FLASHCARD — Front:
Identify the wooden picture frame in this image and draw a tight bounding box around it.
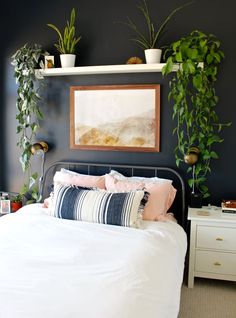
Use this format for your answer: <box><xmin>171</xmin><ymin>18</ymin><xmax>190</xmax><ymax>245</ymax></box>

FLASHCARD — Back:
<box><xmin>70</xmin><ymin>84</ymin><xmax>160</xmax><ymax>152</ymax></box>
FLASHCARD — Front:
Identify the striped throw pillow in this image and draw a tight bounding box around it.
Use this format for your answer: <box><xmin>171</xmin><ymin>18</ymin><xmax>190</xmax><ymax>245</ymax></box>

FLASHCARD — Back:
<box><xmin>52</xmin><ymin>184</ymin><xmax>148</xmax><ymax>227</ymax></box>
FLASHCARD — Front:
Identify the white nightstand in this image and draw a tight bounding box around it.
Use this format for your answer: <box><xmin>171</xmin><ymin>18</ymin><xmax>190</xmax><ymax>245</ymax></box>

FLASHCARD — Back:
<box><xmin>188</xmin><ymin>206</ymin><xmax>236</xmax><ymax>288</ymax></box>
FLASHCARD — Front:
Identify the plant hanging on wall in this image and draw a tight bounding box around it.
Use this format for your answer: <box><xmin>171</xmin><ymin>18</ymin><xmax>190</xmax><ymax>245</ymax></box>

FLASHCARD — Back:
<box><xmin>11</xmin><ymin>43</ymin><xmax>47</xmax><ymax>203</ymax></box>
<box><xmin>162</xmin><ymin>30</ymin><xmax>231</xmax><ymax>199</ymax></box>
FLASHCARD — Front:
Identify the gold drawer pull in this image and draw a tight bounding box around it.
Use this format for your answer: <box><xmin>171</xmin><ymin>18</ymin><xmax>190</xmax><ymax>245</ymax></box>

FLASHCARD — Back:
<box><xmin>214</xmin><ymin>262</ymin><xmax>221</xmax><ymax>266</ymax></box>
<box><xmin>216</xmin><ymin>237</ymin><xmax>223</xmax><ymax>241</ymax></box>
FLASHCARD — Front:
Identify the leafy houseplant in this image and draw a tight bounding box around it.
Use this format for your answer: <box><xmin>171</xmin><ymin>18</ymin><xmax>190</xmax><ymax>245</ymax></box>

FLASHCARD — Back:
<box><xmin>47</xmin><ymin>8</ymin><xmax>81</xmax><ymax>67</ymax></box>
<box><xmin>162</xmin><ymin>30</ymin><xmax>231</xmax><ymax>201</ymax></box>
<box><xmin>11</xmin><ymin>43</ymin><xmax>46</xmax><ymax>203</ymax></box>
<box><xmin>121</xmin><ymin>0</ymin><xmax>193</xmax><ymax>63</ymax></box>
<box><xmin>11</xmin><ymin>194</ymin><xmax>23</xmax><ymax>212</ymax></box>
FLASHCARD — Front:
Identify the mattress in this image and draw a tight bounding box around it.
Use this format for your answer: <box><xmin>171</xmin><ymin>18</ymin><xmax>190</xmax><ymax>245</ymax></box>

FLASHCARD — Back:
<box><xmin>0</xmin><ymin>204</ymin><xmax>187</xmax><ymax>318</ymax></box>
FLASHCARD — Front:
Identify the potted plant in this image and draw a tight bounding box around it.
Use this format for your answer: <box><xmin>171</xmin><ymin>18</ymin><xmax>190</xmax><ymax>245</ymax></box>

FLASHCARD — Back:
<box><xmin>11</xmin><ymin>194</ymin><xmax>23</xmax><ymax>212</ymax></box>
<box><xmin>162</xmin><ymin>30</ymin><xmax>231</xmax><ymax>205</ymax></box>
<box><xmin>120</xmin><ymin>0</ymin><xmax>193</xmax><ymax>64</ymax></box>
<box><xmin>11</xmin><ymin>43</ymin><xmax>47</xmax><ymax>203</ymax></box>
<box><xmin>47</xmin><ymin>8</ymin><xmax>81</xmax><ymax>68</ymax></box>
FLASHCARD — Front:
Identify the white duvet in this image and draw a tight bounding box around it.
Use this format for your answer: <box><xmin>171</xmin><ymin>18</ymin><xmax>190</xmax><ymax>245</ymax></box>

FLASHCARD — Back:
<box><xmin>0</xmin><ymin>204</ymin><xmax>187</xmax><ymax>318</ymax></box>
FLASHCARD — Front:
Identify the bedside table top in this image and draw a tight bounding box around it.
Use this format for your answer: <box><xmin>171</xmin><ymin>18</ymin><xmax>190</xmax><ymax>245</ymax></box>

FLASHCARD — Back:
<box><xmin>188</xmin><ymin>206</ymin><xmax>236</xmax><ymax>223</ymax></box>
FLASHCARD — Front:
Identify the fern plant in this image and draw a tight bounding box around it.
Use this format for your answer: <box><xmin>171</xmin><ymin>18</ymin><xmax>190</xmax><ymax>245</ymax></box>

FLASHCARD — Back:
<box><xmin>162</xmin><ymin>30</ymin><xmax>231</xmax><ymax>198</ymax></box>
<box><xmin>47</xmin><ymin>8</ymin><xmax>81</xmax><ymax>54</ymax></box>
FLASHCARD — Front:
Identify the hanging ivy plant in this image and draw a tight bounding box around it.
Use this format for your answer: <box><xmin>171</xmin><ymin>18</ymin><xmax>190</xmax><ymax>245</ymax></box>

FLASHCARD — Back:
<box><xmin>162</xmin><ymin>30</ymin><xmax>231</xmax><ymax>198</ymax></box>
<box><xmin>11</xmin><ymin>43</ymin><xmax>47</xmax><ymax>202</ymax></box>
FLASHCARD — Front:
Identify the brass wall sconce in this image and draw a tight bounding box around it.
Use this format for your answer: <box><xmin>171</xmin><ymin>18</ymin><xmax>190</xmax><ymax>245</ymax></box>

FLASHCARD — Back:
<box><xmin>184</xmin><ymin>146</ymin><xmax>200</xmax><ymax>165</ymax></box>
<box><xmin>31</xmin><ymin>141</ymin><xmax>49</xmax><ymax>199</ymax></box>
<box><xmin>184</xmin><ymin>146</ymin><xmax>202</xmax><ymax>208</ymax></box>
<box><xmin>184</xmin><ymin>146</ymin><xmax>200</xmax><ymax>194</ymax></box>
<box><xmin>31</xmin><ymin>141</ymin><xmax>49</xmax><ymax>155</ymax></box>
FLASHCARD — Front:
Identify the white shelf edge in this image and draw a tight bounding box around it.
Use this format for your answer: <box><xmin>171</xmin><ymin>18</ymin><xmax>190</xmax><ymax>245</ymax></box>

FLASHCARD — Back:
<box><xmin>36</xmin><ymin>63</ymin><xmax>178</xmax><ymax>78</ymax></box>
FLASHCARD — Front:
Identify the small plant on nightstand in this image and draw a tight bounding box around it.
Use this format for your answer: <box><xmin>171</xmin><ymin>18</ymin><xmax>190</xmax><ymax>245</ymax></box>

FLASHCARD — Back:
<box><xmin>11</xmin><ymin>194</ymin><xmax>23</xmax><ymax>212</ymax></box>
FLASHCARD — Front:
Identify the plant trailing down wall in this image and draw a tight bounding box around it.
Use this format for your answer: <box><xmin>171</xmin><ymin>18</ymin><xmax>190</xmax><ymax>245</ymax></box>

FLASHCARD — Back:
<box><xmin>162</xmin><ymin>30</ymin><xmax>231</xmax><ymax>199</ymax></box>
<box><xmin>11</xmin><ymin>43</ymin><xmax>47</xmax><ymax>203</ymax></box>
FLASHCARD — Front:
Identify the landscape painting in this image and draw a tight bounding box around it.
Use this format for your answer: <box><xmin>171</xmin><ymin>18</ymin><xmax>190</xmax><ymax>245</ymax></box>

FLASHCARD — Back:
<box><xmin>70</xmin><ymin>84</ymin><xmax>160</xmax><ymax>152</ymax></box>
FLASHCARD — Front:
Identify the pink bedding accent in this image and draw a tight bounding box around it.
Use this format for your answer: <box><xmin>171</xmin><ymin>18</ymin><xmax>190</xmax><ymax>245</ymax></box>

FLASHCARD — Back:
<box><xmin>105</xmin><ymin>174</ymin><xmax>177</xmax><ymax>221</ymax></box>
<box><xmin>53</xmin><ymin>170</ymin><xmax>106</xmax><ymax>189</ymax></box>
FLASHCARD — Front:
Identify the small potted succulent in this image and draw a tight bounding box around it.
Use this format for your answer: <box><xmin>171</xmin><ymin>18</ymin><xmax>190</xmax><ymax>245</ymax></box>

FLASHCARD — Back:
<box><xmin>47</xmin><ymin>8</ymin><xmax>82</xmax><ymax>68</ymax></box>
<box><xmin>11</xmin><ymin>194</ymin><xmax>23</xmax><ymax>212</ymax></box>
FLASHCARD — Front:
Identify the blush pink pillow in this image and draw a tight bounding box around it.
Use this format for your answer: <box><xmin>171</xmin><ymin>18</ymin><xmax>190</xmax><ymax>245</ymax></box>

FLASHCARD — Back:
<box><xmin>43</xmin><ymin>170</ymin><xmax>105</xmax><ymax>211</ymax></box>
<box><xmin>105</xmin><ymin>174</ymin><xmax>176</xmax><ymax>221</ymax></box>
<box><xmin>53</xmin><ymin>170</ymin><xmax>106</xmax><ymax>189</ymax></box>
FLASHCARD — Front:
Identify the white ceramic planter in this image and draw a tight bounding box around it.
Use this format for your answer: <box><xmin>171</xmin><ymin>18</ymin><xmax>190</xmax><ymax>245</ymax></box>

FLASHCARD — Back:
<box><xmin>60</xmin><ymin>54</ymin><xmax>76</xmax><ymax>68</ymax></box>
<box><xmin>144</xmin><ymin>49</ymin><xmax>162</xmax><ymax>64</ymax></box>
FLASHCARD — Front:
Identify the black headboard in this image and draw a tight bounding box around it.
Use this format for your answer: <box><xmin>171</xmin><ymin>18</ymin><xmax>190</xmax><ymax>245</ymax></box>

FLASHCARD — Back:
<box><xmin>42</xmin><ymin>161</ymin><xmax>186</xmax><ymax>229</ymax></box>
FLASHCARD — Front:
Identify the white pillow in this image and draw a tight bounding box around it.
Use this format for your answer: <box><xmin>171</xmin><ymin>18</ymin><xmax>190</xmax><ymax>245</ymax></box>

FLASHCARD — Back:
<box><xmin>109</xmin><ymin>170</ymin><xmax>173</xmax><ymax>184</ymax></box>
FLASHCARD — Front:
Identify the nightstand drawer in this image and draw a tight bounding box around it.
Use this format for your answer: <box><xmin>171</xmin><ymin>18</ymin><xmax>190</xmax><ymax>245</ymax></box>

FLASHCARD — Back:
<box><xmin>196</xmin><ymin>225</ymin><xmax>236</xmax><ymax>251</ymax></box>
<box><xmin>195</xmin><ymin>250</ymin><xmax>236</xmax><ymax>275</ymax></box>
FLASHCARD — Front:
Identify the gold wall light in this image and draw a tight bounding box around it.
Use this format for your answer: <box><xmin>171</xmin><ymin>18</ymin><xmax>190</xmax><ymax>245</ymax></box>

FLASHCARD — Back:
<box><xmin>30</xmin><ymin>141</ymin><xmax>49</xmax><ymax>199</ymax></box>
<box><xmin>184</xmin><ymin>146</ymin><xmax>201</xmax><ymax>198</ymax></box>
<box><xmin>184</xmin><ymin>146</ymin><xmax>200</xmax><ymax>165</ymax></box>
<box><xmin>31</xmin><ymin>141</ymin><xmax>49</xmax><ymax>155</ymax></box>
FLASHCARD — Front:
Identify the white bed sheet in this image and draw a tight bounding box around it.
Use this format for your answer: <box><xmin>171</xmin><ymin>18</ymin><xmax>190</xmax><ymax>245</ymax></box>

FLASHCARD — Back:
<box><xmin>0</xmin><ymin>204</ymin><xmax>187</xmax><ymax>318</ymax></box>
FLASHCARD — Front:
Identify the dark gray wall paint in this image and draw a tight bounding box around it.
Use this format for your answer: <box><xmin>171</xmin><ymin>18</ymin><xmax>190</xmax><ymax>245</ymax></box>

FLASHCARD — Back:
<box><xmin>1</xmin><ymin>0</ymin><xmax>236</xmax><ymax>205</ymax></box>
<box><xmin>0</xmin><ymin>51</ymin><xmax>5</xmax><ymax>190</ymax></box>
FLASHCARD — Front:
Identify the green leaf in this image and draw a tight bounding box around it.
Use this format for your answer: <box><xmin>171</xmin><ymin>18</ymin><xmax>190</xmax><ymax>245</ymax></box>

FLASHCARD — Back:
<box><xmin>31</xmin><ymin>191</ymin><xmax>39</xmax><ymax>200</ymax></box>
<box><xmin>175</xmin><ymin>52</ymin><xmax>182</xmax><ymax>62</ymax></box>
<box><xmin>186</xmin><ymin>60</ymin><xmax>195</xmax><ymax>73</ymax></box>
<box><xmin>210</xmin><ymin>151</ymin><xmax>219</xmax><ymax>159</ymax></box>
<box><xmin>162</xmin><ymin>57</ymin><xmax>173</xmax><ymax>75</ymax></box>
<box><xmin>193</xmin><ymin>74</ymin><xmax>202</xmax><ymax>89</ymax></box>
<box><xmin>200</xmin><ymin>185</ymin><xmax>208</xmax><ymax>193</ymax></box>
<box><xmin>188</xmin><ymin>179</ymin><xmax>194</xmax><ymax>187</ymax></box>
<box><xmin>186</xmin><ymin>48</ymin><xmax>198</xmax><ymax>59</ymax></box>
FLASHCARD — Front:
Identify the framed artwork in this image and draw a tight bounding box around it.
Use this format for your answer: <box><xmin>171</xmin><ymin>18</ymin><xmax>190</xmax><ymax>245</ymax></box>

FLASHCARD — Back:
<box><xmin>70</xmin><ymin>84</ymin><xmax>160</xmax><ymax>152</ymax></box>
<box><xmin>0</xmin><ymin>200</ymin><xmax>11</xmax><ymax>214</ymax></box>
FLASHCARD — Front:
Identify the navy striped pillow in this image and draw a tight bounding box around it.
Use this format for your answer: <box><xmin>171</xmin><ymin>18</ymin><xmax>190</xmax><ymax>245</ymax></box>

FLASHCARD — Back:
<box><xmin>52</xmin><ymin>185</ymin><xmax>148</xmax><ymax>227</ymax></box>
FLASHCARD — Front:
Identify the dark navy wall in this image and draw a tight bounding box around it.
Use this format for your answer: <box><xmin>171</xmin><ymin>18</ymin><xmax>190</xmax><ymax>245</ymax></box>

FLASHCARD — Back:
<box><xmin>1</xmin><ymin>0</ymin><xmax>236</xmax><ymax>205</ymax></box>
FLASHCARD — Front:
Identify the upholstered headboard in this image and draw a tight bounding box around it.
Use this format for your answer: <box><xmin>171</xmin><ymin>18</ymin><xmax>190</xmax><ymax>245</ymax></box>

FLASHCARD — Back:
<box><xmin>42</xmin><ymin>161</ymin><xmax>186</xmax><ymax>228</ymax></box>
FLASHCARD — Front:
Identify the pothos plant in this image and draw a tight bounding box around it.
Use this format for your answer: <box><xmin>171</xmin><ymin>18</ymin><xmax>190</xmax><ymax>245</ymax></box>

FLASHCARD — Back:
<box><xmin>162</xmin><ymin>30</ymin><xmax>231</xmax><ymax>198</ymax></box>
<box><xmin>11</xmin><ymin>43</ymin><xmax>47</xmax><ymax>203</ymax></box>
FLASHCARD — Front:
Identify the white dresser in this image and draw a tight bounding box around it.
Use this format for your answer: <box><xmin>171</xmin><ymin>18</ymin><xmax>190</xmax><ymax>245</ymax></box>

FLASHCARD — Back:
<box><xmin>188</xmin><ymin>206</ymin><xmax>236</xmax><ymax>288</ymax></box>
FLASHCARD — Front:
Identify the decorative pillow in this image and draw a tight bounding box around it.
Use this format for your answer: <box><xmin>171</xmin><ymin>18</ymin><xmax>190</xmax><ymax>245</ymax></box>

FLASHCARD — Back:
<box><xmin>53</xmin><ymin>170</ymin><xmax>105</xmax><ymax>189</ymax></box>
<box><xmin>109</xmin><ymin>169</ymin><xmax>173</xmax><ymax>184</ymax></box>
<box><xmin>43</xmin><ymin>169</ymin><xmax>105</xmax><ymax>210</ymax></box>
<box><xmin>105</xmin><ymin>174</ymin><xmax>176</xmax><ymax>221</ymax></box>
<box><xmin>52</xmin><ymin>184</ymin><xmax>148</xmax><ymax>228</ymax></box>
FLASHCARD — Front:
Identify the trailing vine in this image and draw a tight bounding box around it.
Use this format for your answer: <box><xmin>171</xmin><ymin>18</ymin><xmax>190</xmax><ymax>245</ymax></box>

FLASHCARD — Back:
<box><xmin>11</xmin><ymin>43</ymin><xmax>47</xmax><ymax>201</ymax></box>
<box><xmin>162</xmin><ymin>30</ymin><xmax>231</xmax><ymax>198</ymax></box>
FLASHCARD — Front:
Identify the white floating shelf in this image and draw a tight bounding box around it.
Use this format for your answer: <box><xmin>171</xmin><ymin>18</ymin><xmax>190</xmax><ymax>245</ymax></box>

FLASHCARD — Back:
<box><xmin>36</xmin><ymin>63</ymin><xmax>178</xmax><ymax>78</ymax></box>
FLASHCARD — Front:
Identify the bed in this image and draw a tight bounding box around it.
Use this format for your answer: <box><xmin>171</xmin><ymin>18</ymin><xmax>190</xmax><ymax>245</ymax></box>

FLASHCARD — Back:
<box><xmin>0</xmin><ymin>162</ymin><xmax>187</xmax><ymax>318</ymax></box>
